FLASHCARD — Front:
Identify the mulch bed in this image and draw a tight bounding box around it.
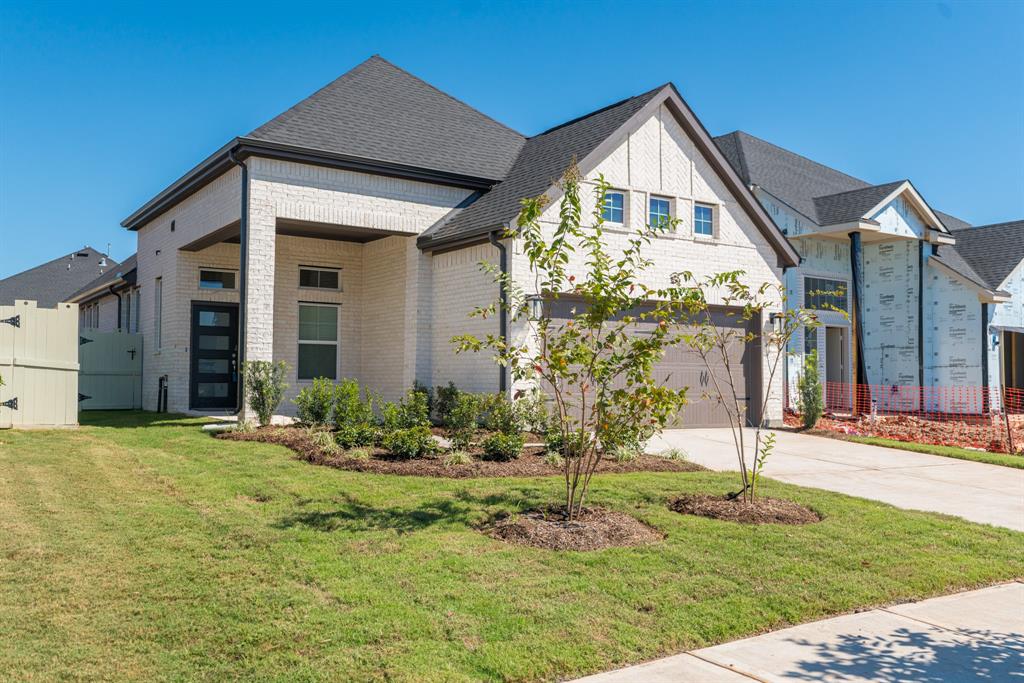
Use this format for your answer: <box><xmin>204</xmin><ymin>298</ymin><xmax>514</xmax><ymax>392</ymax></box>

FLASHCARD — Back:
<box><xmin>219</xmin><ymin>425</ymin><xmax>704</xmax><ymax>478</ymax></box>
<box><xmin>784</xmin><ymin>411</ymin><xmax>1024</xmax><ymax>454</ymax></box>
<box><xmin>668</xmin><ymin>493</ymin><xmax>821</xmax><ymax>525</ymax></box>
<box><xmin>485</xmin><ymin>505</ymin><xmax>664</xmax><ymax>551</ymax></box>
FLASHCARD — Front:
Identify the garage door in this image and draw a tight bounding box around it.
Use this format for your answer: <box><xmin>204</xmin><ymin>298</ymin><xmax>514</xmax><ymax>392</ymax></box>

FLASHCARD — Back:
<box><xmin>544</xmin><ymin>300</ymin><xmax>761</xmax><ymax>428</ymax></box>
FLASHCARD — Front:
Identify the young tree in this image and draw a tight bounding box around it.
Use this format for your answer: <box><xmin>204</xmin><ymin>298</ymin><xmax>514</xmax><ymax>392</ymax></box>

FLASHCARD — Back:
<box><xmin>242</xmin><ymin>360</ymin><xmax>289</xmax><ymax>427</ymax></box>
<box><xmin>798</xmin><ymin>350</ymin><xmax>824</xmax><ymax>429</ymax></box>
<box><xmin>454</xmin><ymin>166</ymin><xmax>688</xmax><ymax>521</ymax></box>
<box><xmin>671</xmin><ymin>273</ymin><xmax>819</xmax><ymax>503</ymax></box>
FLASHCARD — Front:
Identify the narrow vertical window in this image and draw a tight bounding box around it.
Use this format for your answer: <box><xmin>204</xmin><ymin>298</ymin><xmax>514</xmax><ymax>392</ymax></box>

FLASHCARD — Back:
<box><xmin>154</xmin><ymin>277</ymin><xmax>163</xmax><ymax>349</ymax></box>
<box><xmin>298</xmin><ymin>303</ymin><xmax>338</xmax><ymax>380</ymax></box>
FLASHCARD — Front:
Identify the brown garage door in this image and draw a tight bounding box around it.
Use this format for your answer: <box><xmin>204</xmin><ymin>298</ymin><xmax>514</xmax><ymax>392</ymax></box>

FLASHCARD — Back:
<box><xmin>545</xmin><ymin>300</ymin><xmax>761</xmax><ymax>428</ymax></box>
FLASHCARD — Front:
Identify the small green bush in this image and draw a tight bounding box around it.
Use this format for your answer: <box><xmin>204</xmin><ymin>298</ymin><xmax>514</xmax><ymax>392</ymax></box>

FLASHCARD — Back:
<box><xmin>346</xmin><ymin>447</ymin><xmax>373</xmax><ymax>461</ymax></box>
<box><xmin>481</xmin><ymin>394</ymin><xmax>523</xmax><ymax>435</ymax></box>
<box><xmin>434</xmin><ymin>382</ymin><xmax>460</xmax><ymax>424</ymax></box>
<box><xmin>481</xmin><ymin>432</ymin><xmax>524</xmax><ymax>461</ymax></box>
<box><xmin>309</xmin><ymin>429</ymin><xmax>339</xmax><ymax>455</ymax></box>
<box><xmin>379</xmin><ymin>401</ymin><xmax>403</xmax><ymax>433</ymax></box>
<box><xmin>443</xmin><ymin>450</ymin><xmax>473</xmax><ymax>466</ymax></box>
<box><xmin>546</xmin><ymin>430</ymin><xmax>593</xmax><ymax>459</ymax></box>
<box><xmin>242</xmin><ymin>360</ymin><xmax>289</xmax><ymax>427</ymax></box>
<box><xmin>412</xmin><ymin>381</ymin><xmax>434</xmax><ymax>421</ymax></box>
<box><xmin>515</xmin><ymin>389</ymin><xmax>549</xmax><ymax>434</ymax></box>
<box><xmin>400</xmin><ymin>389</ymin><xmax>431</xmax><ymax>428</ymax></box>
<box><xmin>383</xmin><ymin>426</ymin><xmax>437</xmax><ymax>459</ymax></box>
<box><xmin>543</xmin><ymin>451</ymin><xmax>564</xmax><ymax>468</ymax></box>
<box><xmin>610</xmin><ymin>444</ymin><xmax>640</xmax><ymax>463</ymax></box>
<box><xmin>447</xmin><ymin>393</ymin><xmax>480</xmax><ymax>450</ymax></box>
<box><xmin>798</xmin><ymin>350</ymin><xmax>824</xmax><ymax>429</ymax></box>
<box><xmin>332</xmin><ymin>379</ymin><xmax>374</xmax><ymax>430</ymax></box>
<box><xmin>335</xmin><ymin>423</ymin><xmax>378</xmax><ymax>449</ymax></box>
<box><xmin>294</xmin><ymin>377</ymin><xmax>334</xmax><ymax>426</ymax></box>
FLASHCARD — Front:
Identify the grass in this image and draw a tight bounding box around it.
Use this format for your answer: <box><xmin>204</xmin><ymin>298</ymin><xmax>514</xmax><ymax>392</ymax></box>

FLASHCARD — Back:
<box><xmin>821</xmin><ymin>432</ymin><xmax>1024</xmax><ymax>469</ymax></box>
<box><xmin>1</xmin><ymin>411</ymin><xmax>1021</xmax><ymax>682</ymax></box>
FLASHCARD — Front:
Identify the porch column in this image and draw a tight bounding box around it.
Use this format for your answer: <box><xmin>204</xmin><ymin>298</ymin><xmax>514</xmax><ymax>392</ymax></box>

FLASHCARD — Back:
<box><xmin>240</xmin><ymin>174</ymin><xmax>277</xmax><ymax>420</ymax></box>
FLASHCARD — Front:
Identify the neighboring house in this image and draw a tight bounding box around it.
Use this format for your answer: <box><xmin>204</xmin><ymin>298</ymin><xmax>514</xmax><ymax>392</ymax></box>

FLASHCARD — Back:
<box><xmin>66</xmin><ymin>254</ymin><xmax>140</xmax><ymax>333</ymax></box>
<box><xmin>121</xmin><ymin>55</ymin><xmax>797</xmax><ymax>424</ymax></box>
<box><xmin>715</xmin><ymin>131</ymin><xmax>1013</xmax><ymax>414</ymax></box>
<box><xmin>950</xmin><ymin>221</ymin><xmax>1024</xmax><ymax>406</ymax></box>
<box><xmin>0</xmin><ymin>248</ymin><xmax>118</xmax><ymax>316</ymax></box>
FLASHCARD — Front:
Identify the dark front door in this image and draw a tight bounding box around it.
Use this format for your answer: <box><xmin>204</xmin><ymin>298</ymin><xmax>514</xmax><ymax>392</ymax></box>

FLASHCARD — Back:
<box><xmin>190</xmin><ymin>302</ymin><xmax>239</xmax><ymax>410</ymax></box>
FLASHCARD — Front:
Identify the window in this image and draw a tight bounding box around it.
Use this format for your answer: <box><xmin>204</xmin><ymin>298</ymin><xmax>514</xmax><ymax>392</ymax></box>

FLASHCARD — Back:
<box><xmin>154</xmin><ymin>277</ymin><xmax>163</xmax><ymax>349</ymax></box>
<box><xmin>601</xmin><ymin>191</ymin><xmax>625</xmax><ymax>224</ymax></box>
<box><xmin>804</xmin><ymin>277</ymin><xmax>848</xmax><ymax>312</ymax></box>
<box><xmin>694</xmin><ymin>204</ymin><xmax>714</xmax><ymax>236</ymax></box>
<box><xmin>299</xmin><ymin>266</ymin><xmax>341</xmax><ymax>290</ymax></box>
<box><xmin>298</xmin><ymin>304</ymin><xmax>338</xmax><ymax>380</ymax></box>
<box><xmin>199</xmin><ymin>269</ymin><xmax>236</xmax><ymax>290</ymax></box>
<box><xmin>649</xmin><ymin>196</ymin><xmax>671</xmax><ymax>228</ymax></box>
<box><xmin>121</xmin><ymin>291</ymin><xmax>131</xmax><ymax>331</ymax></box>
<box><xmin>804</xmin><ymin>325</ymin><xmax>818</xmax><ymax>356</ymax></box>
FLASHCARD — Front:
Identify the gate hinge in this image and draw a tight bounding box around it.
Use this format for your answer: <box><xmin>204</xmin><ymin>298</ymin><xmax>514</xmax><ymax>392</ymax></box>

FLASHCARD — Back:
<box><xmin>78</xmin><ymin>393</ymin><xmax>92</xmax><ymax>402</ymax></box>
<box><xmin>0</xmin><ymin>315</ymin><xmax>19</xmax><ymax>328</ymax></box>
<box><xmin>79</xmin><ymin>336</ymin><xmax>94</xmax><ymax>346</ymax></box>
<box><xmin>1</xmin><ymin>397</ymin><xmax>17</xmax><ymax>410</ymax></box>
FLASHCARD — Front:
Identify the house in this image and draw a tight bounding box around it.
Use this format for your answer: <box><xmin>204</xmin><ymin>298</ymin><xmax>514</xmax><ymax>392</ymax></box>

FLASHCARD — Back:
<box><xmin>0</xmin><ymin>248</ymin><xmax>119</xmax><ymax>323</ymax></box>
<box><xmin>121</xmin><ymin>55</ymin><xmax>798</xmax><ymax>424</ymax></box>
<box><xmin>950</xmin><ymin>221</ymin><xmax>1024</xmax><ymax>407</ymax></box>
<box><xmin>66</xmin><ymin>254</ymin><xmax>140</xmax><ymax>333</ymax></box>
<box><xmin>715</xmin><ymin>131</ymin><xmax>1017</xmax><ymax>414</ymax></box>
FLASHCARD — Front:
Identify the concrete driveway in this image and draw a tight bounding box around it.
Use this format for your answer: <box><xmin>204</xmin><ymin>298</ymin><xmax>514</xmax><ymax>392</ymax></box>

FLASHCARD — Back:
<box><xmin>649</xmin><ymin>428</ymin><xmax>1024</xmax><ymax>531</ymax></box>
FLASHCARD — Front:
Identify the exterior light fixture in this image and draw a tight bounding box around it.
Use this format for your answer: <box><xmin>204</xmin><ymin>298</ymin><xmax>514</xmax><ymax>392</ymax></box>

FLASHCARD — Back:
<box><xmin>526</xmin><ymin>294</ymin><xmax>545</xmax><ymax>321</ymax></box>
<box><xmin>769</xmin><ymin>311</ymin><xmax>785</xmax><ymax>336</ymax></box>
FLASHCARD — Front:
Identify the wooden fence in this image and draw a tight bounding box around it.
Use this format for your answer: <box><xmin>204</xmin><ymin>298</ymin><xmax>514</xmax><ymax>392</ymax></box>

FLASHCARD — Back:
<box><xmin>0</xmin><ymin>300</ymin><xmax>79</xmax><ymax>428</ymax></box>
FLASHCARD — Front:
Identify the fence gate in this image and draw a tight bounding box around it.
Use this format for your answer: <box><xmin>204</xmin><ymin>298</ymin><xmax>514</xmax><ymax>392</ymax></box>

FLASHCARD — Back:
<box><xmin>79</xmin><ymin>331</ymin><xmax>143</xmax><ymax>410</ymax></box>
<box><xmin>0</xmin><ymin>300</ymin><xmax>79</xmax><ymax>428</ymax></box>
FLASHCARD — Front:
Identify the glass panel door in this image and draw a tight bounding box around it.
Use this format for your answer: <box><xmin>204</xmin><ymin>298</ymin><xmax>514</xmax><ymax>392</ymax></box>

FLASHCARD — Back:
<box><xmin>190</xmin><ymin>303</ymin><xmax>239</xmax><ymax>410</ymax></box>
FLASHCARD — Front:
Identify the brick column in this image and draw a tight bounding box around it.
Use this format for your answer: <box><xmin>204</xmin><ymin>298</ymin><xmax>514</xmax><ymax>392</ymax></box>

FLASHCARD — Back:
<box><xmin>240</xmin><ymin>177</ymin><xmax>276</xmax><ymax>420</ymax></box>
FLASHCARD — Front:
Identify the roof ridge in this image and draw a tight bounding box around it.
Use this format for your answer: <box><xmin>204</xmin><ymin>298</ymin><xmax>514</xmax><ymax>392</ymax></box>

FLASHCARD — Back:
<box><xmin>723</xmin><ymin>130</ymin><xmax>874</xmax><ymax>189</ymax></box>
<box><xmin>951</xmin><ymin>219</ymin><xmax>1023</xmax><ymax>232</ymax></box>
<box><xmin>1</xmin><ymin>247</ymin><xmax>111</xmax><ymax>282</ymax></box>
<box><xmin>813</xmin><ymin>179</ymin><xmax>907</xmax><ymax>200</ymax></box>
<box><xmin>535</xmin><ymin>84</ymin><xmax>667</xmax><ymax>137</ymax></box>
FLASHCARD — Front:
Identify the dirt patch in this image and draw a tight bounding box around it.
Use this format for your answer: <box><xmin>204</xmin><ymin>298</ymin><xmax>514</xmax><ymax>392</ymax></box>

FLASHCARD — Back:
<box><xmin>669</xmin><ymin>494</ymin><xmax>821</xmax><ymax>525</ymax></box>
<box><xmin>485</xmin><ymin>506</ymin><xmax>664</xmax><ymax>551</ymax></box>
<box><xmin>220</xmin><ymin>426</ymin><xmax>704</xmax><ymax>478</ymax></box>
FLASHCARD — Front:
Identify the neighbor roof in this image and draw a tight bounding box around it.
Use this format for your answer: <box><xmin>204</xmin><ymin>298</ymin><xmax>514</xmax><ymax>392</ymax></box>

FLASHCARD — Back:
<box><xmin>950</xmin><ymin>220</ymin><xmax>1024</xmax><ymax>289</ymax></box>
<box><xmin>419</xmin><ymin>87</ymin><xmax>664</xmax><ymax>247</ymax></box>
<box><xmin>713</xmin><ymin>131</ymin><xmax>970</xmax><ymax>231</ymax></box>
<box><xmin>68</xmin><ymin>254</ymin><xmax>138</xmax><ymax>303</ymax></box>
<box><xmin>0</xmin><ymin>248</ymin><xmax>119</xmax><ymax>308</ymax></box>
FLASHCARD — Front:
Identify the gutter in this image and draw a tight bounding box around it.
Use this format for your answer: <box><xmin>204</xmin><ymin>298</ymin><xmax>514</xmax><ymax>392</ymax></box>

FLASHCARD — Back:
<box><xmin>488</xmin><ymin>230</ymin><xmax>508</xmax><ymax>394</ymax></box>
<box><xmin>229</xmin><ymin>149</ymin><xmax>249</xmax><ymax>414</ymax></box>
<box><xmin>109</xmin><ymin>285</ymin><xmax>123</xmax><ymax>332</ymax></box>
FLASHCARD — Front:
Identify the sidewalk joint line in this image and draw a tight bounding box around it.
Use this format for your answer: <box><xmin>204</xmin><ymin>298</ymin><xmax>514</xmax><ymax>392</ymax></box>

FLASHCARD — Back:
<box><xmin>687</xmin><ymin>651</ymin><xmax>769</xmax><ymax>682</ymax></box>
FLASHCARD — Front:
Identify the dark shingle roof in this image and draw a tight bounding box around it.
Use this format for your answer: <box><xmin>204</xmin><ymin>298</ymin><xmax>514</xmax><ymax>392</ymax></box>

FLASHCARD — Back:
<box><xmin>950</xmin><ymin>220</ymin><xmax>1024</xmax><ymax>289</ymax></box>
<box><xmin>812</xmin><ymin>181</ymin><xmax>906</xmax><ymax>226</ymax></box>
<box><xmin>419</xmin><ymin>87</ymin><xmax>664</xmax><ymax>247</ymax></box>
<box><xmin>0</xmin><ymin>248</ymin><xmax>119</xmax><ymax>308</ymax></box>
<box><xmin>713</xmin><ymin>131</ymin><xmax>969</xmax><ymax>230</ymax></box>
<box><xmin>930</xmin><ymin>247</ymin><xmax>996</xmax><ymax>293</ymax></box>
<box><xmin>247</xmin><ymin>55</ymin><xmax>525</xmax><ymax>181</ymax></box>
<box><xmin>68</xmin><ymin>254</ymin><xmax>138</xmax><ymax>302</ymax></box>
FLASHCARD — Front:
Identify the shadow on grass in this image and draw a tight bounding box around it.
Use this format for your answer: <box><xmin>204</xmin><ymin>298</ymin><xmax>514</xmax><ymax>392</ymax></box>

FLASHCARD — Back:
<box><xmin>783</xmin><ymin>626</ymin><xmax>1023</xmax><ymax>681</ymax></box>
<box><xmin>273</xmin><ymin>488</ymin><xmax>543</xmax><ymax>534</ymax></box>
<box><xmin>80</xmin><ymin>410</ymin><xmax>211</xmax><ymax>429</ymax></box>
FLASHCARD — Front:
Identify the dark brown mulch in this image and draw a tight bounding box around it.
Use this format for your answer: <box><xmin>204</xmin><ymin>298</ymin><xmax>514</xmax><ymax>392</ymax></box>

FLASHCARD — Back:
<box><xmin>668</xmin><ymin>493</ymin><xmax>821</xmax><ymax>525</ymax></box>
<box><xmin>219</xmin><ymin>426</ymin><xmax>704</xmax><ymax>478</ymax></box>
<box><xmin>485</xmin><ymin>506</ymin><xmax>664</xmax><ymax>551</ymax></box>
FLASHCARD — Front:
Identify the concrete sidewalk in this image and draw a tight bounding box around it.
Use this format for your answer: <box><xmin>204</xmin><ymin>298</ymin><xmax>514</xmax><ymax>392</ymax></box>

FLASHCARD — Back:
<box><xmin>649</xmin><ymin>428</ymin><xmax>1024</xmax><ymax>531</ymax></box>
<box><xmin>574</xmin><ymin>582</ymin><xmax>1024</xmax><ymax>682</ymax></box>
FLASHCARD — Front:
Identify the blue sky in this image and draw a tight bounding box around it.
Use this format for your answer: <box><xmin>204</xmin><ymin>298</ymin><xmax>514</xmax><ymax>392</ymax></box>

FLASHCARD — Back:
<box><xmin>1</xmin><ymin>0</ymin><xmax>1022</xmax><ymax>278</ymax></box>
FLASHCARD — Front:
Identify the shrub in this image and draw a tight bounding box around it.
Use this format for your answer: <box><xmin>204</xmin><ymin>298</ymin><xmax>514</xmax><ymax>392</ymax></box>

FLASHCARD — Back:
<box><xmin>294</xmin><ymin>377</ymin><xmax>334</xmax><ymax>426</ymax></box>
<box><xmin>545</xmin><ymin>430</ymin><xmax>593</xmax><ymax>459</ymax></box>
<box><xmin>515</xmin><ymin>389</ymin><xmax>549</xmax><ymax>434</ymax></box>
<box><xmin>543</xmin><ymin>451</ymin><xmax>564</xmax><ymax>468</ymax></box>
<box><xmin>661</xmin><ymin>447</ymin><xmax>687</xmax><ymax>461</ymax></box>
<box><xmin>309</xmin><ymin>429</ymin><xmax>339</xmax><ymax>455</ymax></box>
<box><xmin>400</xmin><ymin>389</ymin><xmax>431</xmax><ymax>428</ymax></box>
<box><xmin>346</xmin><ymin>447</ymin><xmax>372</xmax><ymax>461</ymax></box>
<box><xmin>447</xmin><ymin>393</ymin><xmax>481</xmax><ymax>450</ymax></box>
<box><xmin>333</xmin><ymin>379</ymin><xmax>374</xmax><ymax>430</ymax></box>
<box><xmin>412</xmin><ymin>381</ymin><xmax>434</xmax><ymax>422</ymax></box>
<box><xmin>610</xmin><ymin>444</ymin><xmax>640</xmax><ymax>463</ymax></box>
<box><xmin>242</xmin><ymin>361</ymin><xmax>289</xmax><ymax>427</ymax></box>
<box><xmin>481</xmin><ymin>432</ymin><xmax>524</xmax><ymax>461</ymax></box>
<box><xmin>434</xmin><ymin>382</ymin><xmax>460</xmax><ymax>424</ymax></box>
<box><xmin>481</xmin><ymin>394</ymin><xmax>523</xmax><ymax>435</ymax></box>
<box><xmin>383</xmin><ymin>426</ymin><xmax>437</xmax><ymax>459</ymax></box>
<box><xmin>798</xmin><ymin>350</ymin><xmax>824</xmax><ymax>429</ymax></box>
<box><xmin>443</xmin><ymin>450</ymin><xmax>473</xmax><ymax>466</ymax></box>
<box><xmin>335</xmin><ymin>423</ymin><xmax>378</xmax><ymax>449</ymax></box>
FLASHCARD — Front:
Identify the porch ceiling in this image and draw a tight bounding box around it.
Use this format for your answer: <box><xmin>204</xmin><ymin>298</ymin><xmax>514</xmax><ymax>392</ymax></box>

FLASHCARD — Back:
<box><xmin>179</xmin><ymin>219</ymin><xmax>410</xmax><ymax>251</ymax></box>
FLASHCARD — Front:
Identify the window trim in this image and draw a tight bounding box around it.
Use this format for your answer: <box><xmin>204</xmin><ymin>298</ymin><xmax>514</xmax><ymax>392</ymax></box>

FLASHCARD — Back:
<box><xmin>198</xmin><ymin>267</ymin><xmax>238</xmax><ymax>291</ymax></box>
<box><xmin>601</xmin><ymin>190</ymin><xmax>626</xmax><ymax>225</ymax></box>
<box><xmin>298</xmin><ymin>265</ymin><xmax>342</xmax><ymax>292</ymax></box>
<box><xmin>297</xmin><ymin>302</ymin><xmax>340</xmax><ymax>381</ymax></box>
<box><xmin>694</xmin><ymin>203</ymin><xmax>715</xmax><ymax>237</ymax></box>
<box><xmin>648</xmin><ymin>195</ymin><xmax>672</xmax><ymax>229</ymax></box>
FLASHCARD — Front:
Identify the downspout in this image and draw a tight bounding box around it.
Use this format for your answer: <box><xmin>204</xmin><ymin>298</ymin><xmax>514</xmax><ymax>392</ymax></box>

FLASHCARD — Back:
<box><xmin>109</xmin><ymin>285</ymin><xmax>123</xmax><ymax>332</ymax></box>
<box><xmin>848</xmin><ymin>232</ymin><xmax>868</xmax><ymax>410</ymax></box>
<box><xmin>918</xmin><ymin>241</ymin><xmax>925</xmax><ymax>410</ymax></box>
<box><xmin>488</xmin><ymin>230</ymin><xmax>508</xmax><ymax>394</ymax></box>
<box><xmin>981</xmin><ymin>302</ymin><xmax>989</xmax><ymax>414</ymax></box>
<box><xmin>229</xmin><ymin>149</ymin><xmax>249</xmax><ymax>413</ymax></box>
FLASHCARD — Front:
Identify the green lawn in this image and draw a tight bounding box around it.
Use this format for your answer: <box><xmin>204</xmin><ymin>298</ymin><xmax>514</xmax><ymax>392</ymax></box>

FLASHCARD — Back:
<box><xmin>820</xmin><ymin>432</ymin><xmax>1024</xmax><ymax>469</ymax></box>
<box><xmin>2</xmin><ymin>412</ymin><xmax>1022</xmax><ymax>682</ymax></box>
